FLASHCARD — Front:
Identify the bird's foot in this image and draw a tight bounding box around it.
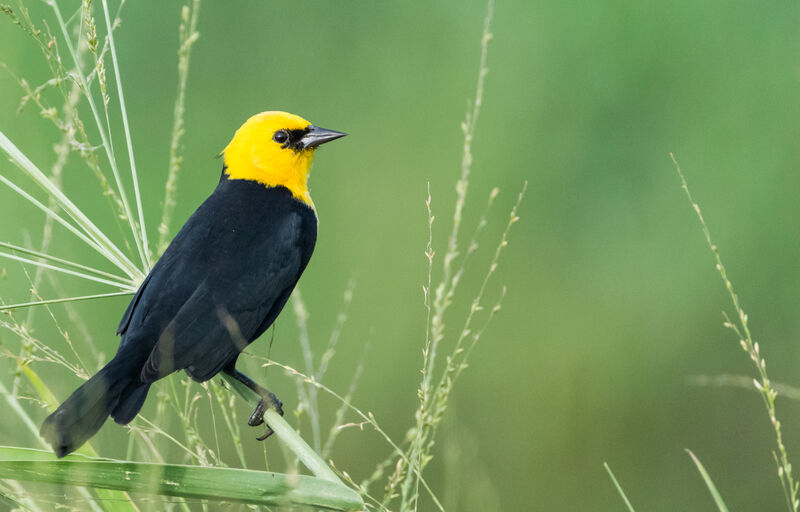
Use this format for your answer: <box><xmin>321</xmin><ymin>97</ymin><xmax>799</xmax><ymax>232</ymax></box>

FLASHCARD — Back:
<box><xmin>248</xmin><ymin>391</ymin><xmax>283</xmax><ymax>441</ymax></box>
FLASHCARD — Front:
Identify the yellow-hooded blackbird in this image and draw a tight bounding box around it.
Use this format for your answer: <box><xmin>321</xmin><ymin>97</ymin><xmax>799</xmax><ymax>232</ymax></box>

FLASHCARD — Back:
<box><xmin>40</xmin><ymin>111</ymin><xmax>346</xmax><ymax>457</ymax></box>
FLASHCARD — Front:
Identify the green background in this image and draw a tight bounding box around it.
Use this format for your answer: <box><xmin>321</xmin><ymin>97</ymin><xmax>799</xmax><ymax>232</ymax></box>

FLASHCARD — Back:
<box><xmin>2</xmin><ymin>1</ymin><xmax>800</xmax><ymax>510</ymax></box>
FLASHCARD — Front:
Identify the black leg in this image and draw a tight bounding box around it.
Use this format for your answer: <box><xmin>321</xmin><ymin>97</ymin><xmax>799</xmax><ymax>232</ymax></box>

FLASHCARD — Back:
<box><xmin>223</xmin><ymin>363</ymin><xmax>283</xmax><ymax>441</ymax></box>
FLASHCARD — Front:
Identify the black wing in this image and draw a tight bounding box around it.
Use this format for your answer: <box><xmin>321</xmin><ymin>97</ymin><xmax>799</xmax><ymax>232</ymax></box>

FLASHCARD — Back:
<box><xmin>117</xmin><ymin>182</ymin><xmax>316</xmax><ymax>383</ymax></box>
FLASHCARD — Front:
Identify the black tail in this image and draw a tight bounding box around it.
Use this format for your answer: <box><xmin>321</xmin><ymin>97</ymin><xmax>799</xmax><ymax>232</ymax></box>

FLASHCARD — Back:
<box><xmin>40</xmin><ymin>357</ymin><xmax>150</xmax><ymax>457</ymax></box>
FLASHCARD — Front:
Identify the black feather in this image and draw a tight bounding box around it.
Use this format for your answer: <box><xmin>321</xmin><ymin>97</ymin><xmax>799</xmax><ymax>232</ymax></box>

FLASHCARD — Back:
<box><xmin>41</xmin><ymin>176</ymin><xmax>317</xmax><ymax>457</ymax></box>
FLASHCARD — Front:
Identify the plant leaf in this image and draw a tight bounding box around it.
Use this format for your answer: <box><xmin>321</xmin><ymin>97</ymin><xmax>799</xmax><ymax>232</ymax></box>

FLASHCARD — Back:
<box><xmin>603</xmin><ymin>462</ymin><xmax>636</xmax><ymax>512</ymax></box>
<box><xmin>686</xmin><ymin>449</ymin><xmax>730</xmax><ymax>512</ymax></box>
<box><xmin>0</xmin><ymin>446</ymin><xmax>364</xmax><ymax>511</ymax></box>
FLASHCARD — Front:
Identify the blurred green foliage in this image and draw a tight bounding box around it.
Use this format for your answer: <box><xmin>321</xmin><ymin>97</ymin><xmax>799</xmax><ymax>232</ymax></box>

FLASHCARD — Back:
<box><xmin>1</xmin><ymin>1</ymin><xmax>800</xmax><ymax>510</ymax></box>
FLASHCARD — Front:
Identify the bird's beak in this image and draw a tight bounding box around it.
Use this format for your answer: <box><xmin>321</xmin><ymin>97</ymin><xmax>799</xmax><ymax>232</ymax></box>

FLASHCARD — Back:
<box><xmin>300</xmin><ymin>125</ymin><xmax>347</xmax><ymax>149</ymax></box>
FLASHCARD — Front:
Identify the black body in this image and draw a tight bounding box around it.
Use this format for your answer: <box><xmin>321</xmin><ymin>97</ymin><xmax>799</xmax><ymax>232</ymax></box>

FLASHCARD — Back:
<box><xmin>41</xmin><ymin>175</ymin><xmax>317</xmax><ymax>456</ymax></box>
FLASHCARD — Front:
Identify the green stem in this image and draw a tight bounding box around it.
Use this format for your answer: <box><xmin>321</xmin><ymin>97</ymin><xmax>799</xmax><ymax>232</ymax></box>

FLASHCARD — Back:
<box><xmin>219</xmin><ymin>373</ymin><xmax>341</xmax><ymax>484</ymax></box>
<box><xmin>49</xmin><ymin>1</ymin><xmax>147</xmax><ymax>273</ymax></box>
<box><xmin>0</xmin><ymin>251</ymin><xmax>134</xmax><ymax>290</ymax></box>
<box><xmin>0</xmin><ymin>241</ymin><xmax>134</xmax><ymax>285</ymax></box>
<box><xmin>0</xmin><ymin>130</ymin><xmax>141</xmax><ymax>279</ymax></box>
<box><xmin>100</xmin><ymin>0</ymin><xmax>151</xmax><ymax>269</ymax></box>
<box><xmin>0</xmin><ymin>291</ymin><xmax>134</xmax><ymax>312</ymax></box>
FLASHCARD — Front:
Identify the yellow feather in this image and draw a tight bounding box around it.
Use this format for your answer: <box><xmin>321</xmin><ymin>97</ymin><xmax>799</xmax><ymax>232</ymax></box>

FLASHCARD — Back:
<box><xmin>222</xmin><ymin>111</ymin><xmax>317</xmax><ymax>208</ymax></box>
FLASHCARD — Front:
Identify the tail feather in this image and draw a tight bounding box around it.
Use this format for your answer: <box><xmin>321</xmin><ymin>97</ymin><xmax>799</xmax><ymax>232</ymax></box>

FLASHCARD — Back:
<box><xmin>40</xmin><ymin>357</ymin><xmax>149</xmax><ymax>457</ymax></box>
<box><xmin>111</xmin><ymin>381</ymin><xmax>150</xmax><ymax>425</ymax></box>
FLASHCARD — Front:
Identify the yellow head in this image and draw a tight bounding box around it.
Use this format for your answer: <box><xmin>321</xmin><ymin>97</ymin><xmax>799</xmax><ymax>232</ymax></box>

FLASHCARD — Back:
<box><xmin>222</xmin><ymin>111</ymin><xmax>346</xmax><ymax>208</ymax></box>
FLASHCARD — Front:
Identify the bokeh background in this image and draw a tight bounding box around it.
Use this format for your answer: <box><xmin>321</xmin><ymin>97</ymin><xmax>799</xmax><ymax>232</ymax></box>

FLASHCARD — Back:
<box><xmin>2</xmin><ymin>1</ymin><xmax>800</xmax><ymax>510</ymax></box>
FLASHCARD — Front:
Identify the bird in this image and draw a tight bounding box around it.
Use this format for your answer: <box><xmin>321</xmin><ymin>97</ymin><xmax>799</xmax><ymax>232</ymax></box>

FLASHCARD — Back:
<box><xmin>40</xmin><ymin>111</ymin><xmax>346</xmax><ymax>457</ymax></box>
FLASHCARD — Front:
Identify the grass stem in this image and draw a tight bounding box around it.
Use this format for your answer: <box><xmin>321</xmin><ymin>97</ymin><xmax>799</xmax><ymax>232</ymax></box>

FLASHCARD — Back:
<box><xmin>0</xmin><ymin>291</ymin><xmax>134</xmax><ymax>312</ymax></box>
<box><xmin>673</xmin><ymin>153</ymin><xmax>799</xmax><ymax>511</ymax></box>
<box><xmin>49</xmin><ymin>1</ymin><xmax>148</xmax><ymax>271</ymax></box>
<box><xmin>158</xmin><ymin>0</ymin><xmax>201</xmax><ymax>256</ymax></box>
<box><xmin>603</xmin><ymin>462</ymin><xmax>636</xmax><ymax>512</ymax></box>
<box><xmin>100</xmin><ymin>0</ymin><xmax>150</xmax><ymax>270</ymax></box>
<box><xmin>219</xmin><ymin>372</ymin><xmax>341</xmax><ymax>484</ymax></box>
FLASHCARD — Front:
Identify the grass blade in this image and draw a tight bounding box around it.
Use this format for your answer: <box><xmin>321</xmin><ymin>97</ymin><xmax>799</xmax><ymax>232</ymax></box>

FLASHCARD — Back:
<box><xmin>0</xmin><ymin>241</ymin><xmax>133</xmax><ymax>284</ymax></box>
<box><xmin>100</xmin><ymin>0</ymin><xmax>150</xmax><ymax>269</ymax></box>
<box><xmin>603</xmin><ymin>462</ymin><xmax>636</xmax><ymax>512</ymax></box>
<box><xmin>48</xmin><ymin>2</ymin><xmax>148</xmax><ymax>272</ymax></box>
<box><xmin>0</xmin><ymin>446</ymin><xmax>364</xmax><ymax>510</ymax></box>
<box><xmin>0</xmin><ymin>376</ymin><xmax>136</xmax><ymax>512</ymax></box>
<box><xmin>0</xmin><ymin>291</ymin><xmax>134</xmax><ymax>311</ymax></box>
<box><xmin>0</xmin><ymin>130</ymin><xmax>142</xmax><ymax>279</ymax></box>
<box><xmin>0</xmin><ymin>250</ymin><xmax>135</xmax><ymax>289</ymax></box>
<box><xmin>686</xmin><ymin>449</ymin><xmax>730</xmax><ymax>512</ymax></box>
<box><xmin>0</xmin><ymin>489</ymin><xmax>25</xmax><ymax>510</ymax></box>
<box><xmin>0</xmin><ymin>172</ymin><xmax>130</xmax><ymax>276</ymax></box>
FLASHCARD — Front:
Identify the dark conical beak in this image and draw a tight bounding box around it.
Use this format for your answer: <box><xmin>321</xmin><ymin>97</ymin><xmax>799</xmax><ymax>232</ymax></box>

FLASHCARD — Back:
<box><xmin>300</xmin><ymin>125</ymin><xmax>347</xmax><ymax>149</ymax></box>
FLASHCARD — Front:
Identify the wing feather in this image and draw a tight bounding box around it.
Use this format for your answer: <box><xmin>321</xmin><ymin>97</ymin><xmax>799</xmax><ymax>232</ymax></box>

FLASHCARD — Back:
<box><xmin>139</xmin><ymin>211</ymin><xmax>305</xmax><ymax>383</ymax></box>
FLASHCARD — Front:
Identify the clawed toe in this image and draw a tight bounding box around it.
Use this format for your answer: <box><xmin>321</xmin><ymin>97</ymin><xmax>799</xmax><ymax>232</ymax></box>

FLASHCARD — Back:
<box><xmin>256</xmin><ymin>428</ymin><xmax>274</xmax><ymax>441</ymax></box>
<box><xmin>248</xmin><ymin>401</ymin><xmax>266</xmax><ymax>427</ymax></box>
<box><xmin>223</xmin><ymin>368</ymin><xmax>286</xmax><ymax>442</ymax></box>
<box><xmin>247</xmin><ymin>395</ymin><xmax>284</xmax><ymax>440</ymax></box>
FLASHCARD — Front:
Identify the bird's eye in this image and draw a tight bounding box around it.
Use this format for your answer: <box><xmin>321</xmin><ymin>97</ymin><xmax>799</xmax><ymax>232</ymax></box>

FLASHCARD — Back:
<box><xmin>273</xmin><ymin>130</ymin><xmax>289</xmax><ymax>145</ymax></box>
